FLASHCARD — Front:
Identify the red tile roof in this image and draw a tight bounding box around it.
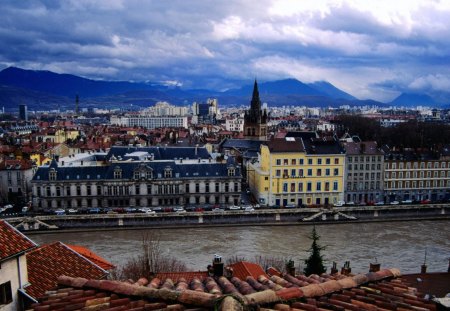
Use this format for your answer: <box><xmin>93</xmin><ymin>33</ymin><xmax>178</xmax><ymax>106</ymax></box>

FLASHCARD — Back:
<box><xmin>26</xmin><ymin>241</ymin><xmax>108</xmax><ymax>299</ymax></box>
<box><xmin>154</xmin><ymin>271</ymin><xmax>209</xmax><ymax>283</ymax></box>
<box><xmin>0</xmin><ymin>219</ymin><xmax>36</xmax><ymax>261</ymax></box>
<box><xmin>229</xmin><ymin>261</ymin><xmax>268</xmax><ymax>280</ymax></box>
<box><xmin>66</xmin><ymin>244</ymin><xmax>115</xmax><ymax>270</ymax></box>
<box><xmin>29</xmin><ymin>268</ymin><xmax>439</xmax><ymax>310</ymax></box>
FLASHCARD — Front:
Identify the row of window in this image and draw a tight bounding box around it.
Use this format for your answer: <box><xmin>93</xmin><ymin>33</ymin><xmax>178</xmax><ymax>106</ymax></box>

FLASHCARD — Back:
<box><xmin>348</xmin><ymin>156</ymin><xmax>383</xmax><ymax>163</ymax></box>
<box><xmin>36</xmin><ymin>182</ymin><xmax>240</xmax><ymax>197</ymax></box>
<box><xmin>385</xmin><ymin>180</ymin><xmax>449</xmax><ymax>189</ymax></box>
<box><xmin>346</xmin><ymin>181</ymin><xmax>381</xmax><ymax>191</ymax></box>
<box><xmin>348</xmin><ymin>164</ymin><xmax>382</xmax><ymax>171</ymax></box>
<box><xmin>385</xmin><ymin>171</ymin><xmax>450</xmax><ymax>179</ymax></box>
<box><xmin>347</xmin><ymin>172</ymin><xmax>381</xmax><ymax>180</ymax></box>
<box><xmin>386</xmin><ymin>161</ymin><xmax>449</xmax><ymax>169</ymax></box>
<box><xmin>275</xmin><ymin>158</ymin><xmax>340</xmax><ymax>166</ymax></box>
<box><xmin>281</xmin><ymin>181</ymin><xmax>339</xmax><ymax>193</ymax></box>
<box><xmin>275</xmin><ymin>168</ymin><xmax>339</xmax><ymax>177</ymax></box>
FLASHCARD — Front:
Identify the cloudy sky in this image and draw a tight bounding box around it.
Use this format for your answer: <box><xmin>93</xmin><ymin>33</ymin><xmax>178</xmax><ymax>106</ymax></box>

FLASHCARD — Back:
<box><xmin>1</xmin><ymin>0</ymin><xmax>449</xmax><ymax>102</ymax></box>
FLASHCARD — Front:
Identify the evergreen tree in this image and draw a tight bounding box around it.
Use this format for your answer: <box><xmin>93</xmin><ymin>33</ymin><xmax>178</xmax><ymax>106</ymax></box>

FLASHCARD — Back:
<box><xmin>304</xmin><ymin>226</ymin><xmax>326</xmax><ymax>275</ymax></box>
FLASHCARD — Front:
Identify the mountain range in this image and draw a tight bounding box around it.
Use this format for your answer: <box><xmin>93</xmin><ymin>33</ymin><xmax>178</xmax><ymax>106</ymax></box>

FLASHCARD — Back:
<box><xmin>0</xmin><ymin>67</ymin><xmax>445</xmax><ymax>112</ymax></box>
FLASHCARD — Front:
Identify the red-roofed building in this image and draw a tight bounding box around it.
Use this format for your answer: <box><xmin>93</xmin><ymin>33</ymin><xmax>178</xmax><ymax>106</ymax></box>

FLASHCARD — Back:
<box><xmin>66</xmin><ymin>244</ymin><xmax>115</xmax><ymax>271</ymax></box>
<box><xmin>229</xmin><ymin>261</ymin><xmax>268</xmax><ymax>280</ymax></box>
<box><xmin>0</xmin><ymin>220</ymin><xmax>37</xmax><ymax>311</ymax></box>
<box><xmin>155</xmin><ymin>271</ymin><xmax>209</xmax><ymax>283</ymax></box>
<box><xmin>25</xmin><ymin>241</ymin><xmax>108</xmax><ymax>300</ymax></box>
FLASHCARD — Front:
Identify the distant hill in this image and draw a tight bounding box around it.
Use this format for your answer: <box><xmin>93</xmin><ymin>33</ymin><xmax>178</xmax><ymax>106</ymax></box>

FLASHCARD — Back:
<box><xmin>0</xmin><ymin>66</ymin><xmax>163</xmax><ymax>98</ymax></box>
<box><xmin>307</xmin><ymin>81</ymin><xmax>356</xmax><ymax>100</ymax></box>
<box><xmin>390</xmin><ymin>93</ymin><xmax>438</xmax><ymax>107</ymax></box>
<box><xmin>0</xmin><ymin>66</ymin><xmax>397</xmax><ymax>111</ymax></box>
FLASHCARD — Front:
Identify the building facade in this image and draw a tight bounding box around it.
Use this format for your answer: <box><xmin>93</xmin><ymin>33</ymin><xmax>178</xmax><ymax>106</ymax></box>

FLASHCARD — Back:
<box><xmin>31</xmin><ymin>146</ymin><xmax>242</xmax><ymax>210</ymax></box>
<box><xmin>248</xmin><ymin>134</ymin><xmax>345</xmax><ymax>207</ymax></box>
<box><xmin>0</xmin><ymin>159</ymin><xmax>35</xmax><ymax>205</ymax></box>
<box><xmin>343</xmin><ymin>141</ymin><xmax>384</xmax><ymax>204</ymax></box>
<box><xmin>383</xmin><ymin>150</ymin><xmax>450</xmax><ymax>202</ymax></box>
<box><xmin>110</xmin><ymin>115</ymin><xmax>188</xmax><ymax>129</ymax></box>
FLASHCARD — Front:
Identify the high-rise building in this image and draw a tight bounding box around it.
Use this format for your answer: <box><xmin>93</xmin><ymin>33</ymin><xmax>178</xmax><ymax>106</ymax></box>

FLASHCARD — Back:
<box><xmin>19</xmin><ymin>104</ymin><xmax>28</xmax><ymax>121</ymax></box>
<box><xmin>243</xmin><ymin>80</ymin><xmax>267</xmax><ymax>140</ymax></box>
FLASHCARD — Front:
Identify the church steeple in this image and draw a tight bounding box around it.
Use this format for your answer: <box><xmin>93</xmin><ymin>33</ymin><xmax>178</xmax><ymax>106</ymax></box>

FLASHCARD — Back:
<box><xmin>250</xmin><ymin>79</ymin><xmax>261</xmax><ymax>112</ymax></box>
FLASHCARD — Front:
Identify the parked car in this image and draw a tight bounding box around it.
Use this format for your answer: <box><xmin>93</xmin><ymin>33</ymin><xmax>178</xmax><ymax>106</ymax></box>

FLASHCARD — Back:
<box><xmin>88</xmin><ymin>208</ymin><xmax>101</xmax><ymax>214</ymax></box>
<box><xmin>212</xmin><ymin>208</ymin><xmax>225</xmax><ymax>213</ymax></box>
<box><xmin>152</xmin><ymin>206</ymin><xmax>163</xmax><ymax>212</ymax></box>
<box><xmin>375</xmin><ymin>201</ymin><xmax>385</xmax><ymax>206</ymax></box>
<box><xmin>244</xmin><ymin>207</ymin><xmax>255</xmax><ymax>212</ymax></box>
<box><xmin>420</xmin><ymin>199</ymin><xmax>431</xmax><ymax>204</ymax></box>
<box><xmin>125</xmin><ymin>207</ymin><xmax>138</xmax><ymax>213</ymax></box>
<box><xmin>67</xmin><ymin>208</ymin><xmax>78</xmax><ymax>214</ymax></box>
<box><xmin>333</xmin><ymin>201</ymin><xmax>345</xmax><ymax>207</ymax></box>
<box><xmin>54</xmin><ymin>208</ymin><xmax>66</xmax><ymax>215</ymax></box>
<box><xmin>401</xmin><ymin>199</ymin><xmax>413</xmax><ymax>204</ymax></box>
<box><xmin>145</xmin><ymin>210</ymin><xmax>156</xmax><ymax>215</ymax></box>
<box><xmin>139</xmin><ymin>207</ymin><xmax>152</xmax><ymax>213</ymax></box>
<box><xmin>175</xmin><ymin>209</ymin><xmax>186</xmax><ymax>213</ymax></box>
<box><xmin>390</xmin><ymin>201</ymin><xmax>400</xmax><ymax>205</ymax></box>
<box><xmin>285</xmin><ymin>204</ymin><xmax>297</xmax><ymax>208</ymax></box>
<box><xmin>345</xmin><ymin>201</ymin><xmax>355</xmax><ymax>206</ymax></box>
<box><xmin>22</xmin><ymin>206</ymin><xmax>29</xmax><ymax>213</ymax></box>
<box><xmin>228</xmin><ymin>205</ymin><xmax>240</xmax><ymax>210</ymax></box>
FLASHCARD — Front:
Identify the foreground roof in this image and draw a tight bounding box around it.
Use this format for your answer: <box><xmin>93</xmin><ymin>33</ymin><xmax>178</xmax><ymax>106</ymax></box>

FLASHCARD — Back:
<box><xmin>29</xmin><ymin>268</ymin><xmax>440</xmax><ymax>310</ymax></box>
<box><xmin>0</xmin><ymin>219</ymin><xmax>36</xmax><ymax>261</ymax></box>
<box><xmin>26</xmin><ymin>241</ymin><xmax>109</xmax><ymax>299</ymax></box>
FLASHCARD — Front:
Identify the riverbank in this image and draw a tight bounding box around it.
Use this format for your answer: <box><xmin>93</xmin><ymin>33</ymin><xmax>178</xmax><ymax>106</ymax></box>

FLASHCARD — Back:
<box><xmin>5</xmin><ymin>204</ymin><xmax>449</xmax><ymax>233</ymax></box>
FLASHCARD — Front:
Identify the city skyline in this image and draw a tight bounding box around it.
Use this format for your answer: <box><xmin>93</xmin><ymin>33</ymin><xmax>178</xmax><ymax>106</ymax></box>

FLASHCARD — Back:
<box><xmin>1</xmin><ymin>1</ymin><xmax>449</xmax><ymax>102</ymax></box>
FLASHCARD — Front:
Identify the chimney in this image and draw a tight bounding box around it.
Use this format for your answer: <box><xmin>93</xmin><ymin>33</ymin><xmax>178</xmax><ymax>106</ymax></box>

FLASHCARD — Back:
<box><xmin>330</xmin><ymin>262</ymin><xmax>338</xmax><ymax>275</ymax></box>
<box><xmin>341</xmin><ymin>261</ymin><xmax>351</xmax><ymax>275</ymax></box>
<box><xmin>80</xmin><ymin>161</ymin><xmax>83</xmax><ymax>166</ymax></box>
<box><xmin>286</xmin><ymin>260</ymin><xmax>295</xmax><ymax>276</ymax></box>
<box><xmin>369</xmin><ymin>262</ymin><xmax>380</xmax><ymax>272</ymax></box>
<box><xmin>212</xmin><ymin>255</ymin><xmax>224</xmax><ymax>277</ymax></box>
<box><xmin>360</xmin><ymin>143</ymin><xmax>366</xmax><ymax>154</ymax></box>
<box><xmin>421</xmin><ymin>264</ymin><xmax>427</xmax><ymax>274</ymax></box>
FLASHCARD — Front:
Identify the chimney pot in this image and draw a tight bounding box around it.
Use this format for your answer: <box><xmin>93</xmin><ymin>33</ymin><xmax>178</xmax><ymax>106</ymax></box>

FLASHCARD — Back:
<box><xmin>421</xmin><ymin>264</ymin><xmax>427</xmax><ymax>274</ymax></box>
<box><xmin>369</xmin><ymin>263</ymin><xmax>380</xmax><ymax>272</ymax></box>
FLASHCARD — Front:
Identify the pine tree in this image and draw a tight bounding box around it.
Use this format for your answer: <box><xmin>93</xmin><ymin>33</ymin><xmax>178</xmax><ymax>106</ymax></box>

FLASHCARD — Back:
<box><xmin>304</xmin><ymin>226</ymin><xmax>326</xmax><ymax>276</ymax></box>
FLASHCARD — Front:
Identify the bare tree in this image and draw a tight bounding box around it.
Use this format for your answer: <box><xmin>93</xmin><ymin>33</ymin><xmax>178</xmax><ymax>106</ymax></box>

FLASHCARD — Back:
<box><xmin>110</xmin><ymin>230</ymin><xmax>187</xmax><ymax>281</ymax></box>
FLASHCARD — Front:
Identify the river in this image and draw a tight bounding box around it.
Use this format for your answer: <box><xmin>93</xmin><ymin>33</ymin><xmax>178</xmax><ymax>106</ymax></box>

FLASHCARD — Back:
<box><xmin>28</xmin><ymin>220</ymin><xmax>450</xmax><ymax>275</ymax></box>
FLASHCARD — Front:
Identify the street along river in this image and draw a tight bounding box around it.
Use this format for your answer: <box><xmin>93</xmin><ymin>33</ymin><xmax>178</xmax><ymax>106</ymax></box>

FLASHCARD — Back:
<box><xmin>28</xmin><ymin>220</ymin><xmax>450</xmax><ymax>274</ymax></box>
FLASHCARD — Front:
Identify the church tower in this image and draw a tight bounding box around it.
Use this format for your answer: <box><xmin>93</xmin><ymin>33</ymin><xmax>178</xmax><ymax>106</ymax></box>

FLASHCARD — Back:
<box><xmin>244</xmin><ymin>80</ymin><xmax>267</xmax><ymax>140</ymax></box>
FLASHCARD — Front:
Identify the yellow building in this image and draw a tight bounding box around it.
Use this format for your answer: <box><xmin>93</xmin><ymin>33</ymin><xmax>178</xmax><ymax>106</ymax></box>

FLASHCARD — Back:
<box><xmin>248</xmin><ymin>135</ymin><xmax>346</xmax><ymax>207</ymax></box>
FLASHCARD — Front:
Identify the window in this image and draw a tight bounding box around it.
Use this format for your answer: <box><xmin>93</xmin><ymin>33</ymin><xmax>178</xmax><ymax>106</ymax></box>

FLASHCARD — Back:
<box><xmin>49</xmin><ymin>169</ymin><xmax>57</xmax><ymax>181</ymax></box>
<box><xmin>0</xmin><ymin>281</ymin><xmax>12</xmax><ymax>305</ymax></box>
<box><xmin>291</xmin><ymin>169</ymin><xmax>296</xmax><ymax>177</ymax></box>
<box><xmin>135</xmin><ymin>185</ymin><xmax>140</xmax><ymax>195</ymax></box>
<box><xmin>276</xmin><ymin>159</ymin><xmax>281</xmax><ymax>165</ymax></box>
<box><xmin>147</xmin><ymin>184</ymin><xmax>152</xmax><ymax>194</ymax></box>
<box><xmin>326</xmin><ymin>158</ymin><xmax>331</xmax><ymax>164</ymax></box>
<box><xmin>317</xmin><ymin>169</ymin><xmax>322</xmax><ymax>176</ymax></box>
<box><xmin>299</xmin><ymin>159</ymin><xmax>304</xmax><ymax>165</ymax></box>
<box><xmin>333</xmin><ymin>181</ymin><xmax>338</xmax><ymax>191</ymax></box>
<box><xmin>348</xmin><ymin>164</ymin><xmax>352</xmax><ymax>170</ymax></box>
<box><xmin>276</xmin><ymin>170</ymin><xmax>281</xmax><ymax>177</ymax></box>
<box><xmin>87</xmin><ymin>185</ymin><xmax>91</xmax><ymax>196</ymax></box>
<box><xmin>76</xmin><ymin>186</ymin><xmax>81</xmax><ymax>196</ymax></box>
<box><xmin>298</xmin><ymin>182</ymin><xmax>303</xmax><ymax>192</ymax></box>
<box><xmin>291</xmin><ymin>159</ymin><xmax>296</xmax><ymax>165</ymax></box>
<box><xmin>307</xmin><ymin>169</ymin><xmax>312</xmax><ymax>176</ymax></box>
<box><xmin>308</xmin><ymin>159</ymin><xmax>313</xmax><ymax>165</ymax></box>
<box><xmin>196</xmin><ymin>183</ymin><xmax>200</xmax><ymax>193</ymax></box>
<box><xmin>307</xmin><ymin>182</ymin><xmax>312</xmax><ymax>192</ymax></box>
<box><xmin>114</xmin><ymin>167</ymin><xmax>122</xmax><ymax>179</ymax></box>
<box><xmin>317</xmin><ymin>159</ymin><xmax>322</xmax><ymax>165</ymax></box>
<box><xmin>206</xmin><ymin>183</ymin><xmax>210</xmax><ymax>193</ymax></box>
<box><xmin>290</xmin><ymin>183</ymin><xmax>295</xmax><ymax>192</ymax></box>
<box><xmin>283</xmin><ymin>183</ymin><xmax>288</xmax><ymax>192</ymax></box>
<box><xmin>299</xmin><ymin>169</ymin><xmax>304</xmax><ymax>176</ymax></box>
<box><xmin>163</xmin><ymin>168</ymin><xmax>172</xmax><ymax>178</ymax></box>
<box><xmin>134</xmin><ymin>171</ymin><xmax>140</xmax><ymax>180</ymax></box>
<box><xmin>97</xmin><ymin>185</ymin><xmax>102</xmax><ymax>195</ymax></box>
<box><xmin>326</xmin><ymin>168</ymin><xmax>330</xmax><ymax>176</ymax></box>
<box><xmin>334</xmin><ymin>158</ymin><xmax>339</xmax><ymax>164</ymax></box>
<box><xmin>325</xmin><ymin>182</ymin><xmax>330</xmax><ymax>191</ymax></box>
<box><xmin>284</xmin><ymin>159</ymin><xmax>288</xmax><ymax>165</ymax></box>
<box><xmin>334</xmin><ymin>168</ymin><xmax>339</xmax><ymax>176</ymax></box>
<box><xmin>283</xmin><ymin>169</ymin><xmax>288</xmax><ymax>177</ymax></box>
<box><xmin>56</xmin><ymin>187</ymin><xmax>61</xmax><ymax>197</ymax></box>
<box><xmin>316</xmin><ymin>182</ymin><xmax>321</xmax><ymax>191</ymax></box>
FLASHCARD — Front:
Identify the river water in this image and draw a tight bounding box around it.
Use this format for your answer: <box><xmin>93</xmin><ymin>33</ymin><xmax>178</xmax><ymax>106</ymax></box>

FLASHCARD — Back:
<box><xmin>28</xmin><ymin>220</ymin><xmax>450</xmax><ymax>275</ymax></box>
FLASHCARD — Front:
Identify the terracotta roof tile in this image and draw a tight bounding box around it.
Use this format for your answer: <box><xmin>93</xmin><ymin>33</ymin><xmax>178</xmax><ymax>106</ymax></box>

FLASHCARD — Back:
<box><xmin>0</xmin><ymin>219</ymin><xmax>36</xmax><ymax>261</ymax></box>
<box><xmin>154</xmin><ymin>271</ymin><xmax>209</xmax><ymax>283</ymax></box>
<box><xmin>26</xmin><ymin>241</ymin><xmax>108</xmax><ymax>299</ymax></box>
<box><xmin>28</xmin><ymin>267</ymin><xmax>440</xmax><ymax>311</ymax></box>
<box><xmin>66</xmin><ymin>244</ymin><xmax>115</xmax><ymax>270</ymax></box>
<box><xmin>230</xmin><ymin>261</ymin><xmax>268</xmax><ymax>280</ymax></box>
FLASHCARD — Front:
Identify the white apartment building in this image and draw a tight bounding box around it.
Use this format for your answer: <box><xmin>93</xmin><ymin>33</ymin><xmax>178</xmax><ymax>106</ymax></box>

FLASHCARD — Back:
<box><xmin>225</xmin><ymin>117</ymin><xmax>244</xmax><ymax>132</ymax></box>
<box><xmin>110</xmin><ymin>115</ymin><xmax>188</xmax><ymax>129</ymax></box>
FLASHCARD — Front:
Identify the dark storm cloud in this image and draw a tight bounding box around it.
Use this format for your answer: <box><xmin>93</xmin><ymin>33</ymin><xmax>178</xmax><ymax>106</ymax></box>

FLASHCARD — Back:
<box><xmin>1</xmin><ymin>0</ymin><xmax>449</xmax><ymax>101</ymax></box>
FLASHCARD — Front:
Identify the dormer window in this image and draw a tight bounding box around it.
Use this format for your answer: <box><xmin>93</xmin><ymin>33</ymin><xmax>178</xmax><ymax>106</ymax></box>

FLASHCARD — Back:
<box><xmin>228</xmin><ymin>167</ymin><xmax>235</xmax><ymax>176</ymax></box>
<box><xmin>146</xmin><ymin>170</ymin><xmax>153</xmax><ymax>179</ymax></box>
<box><xmin>49</xmin><ymin>168</ymin><xmax>57</xmax><ymax>181</ymax></box>
<box><xmin>164</xmin><ymin>167</ymin><xmax>172</xmax><ymax>178</ymax></box>
<box><xmin>114</xmin><ymin>167</ymin><xmax>122</xmax><ymax>179</ymax></box>
<box><xmin>134</xmin><ymin>171</ymin><xmax>140</xmax><ymax>180</ymax></box>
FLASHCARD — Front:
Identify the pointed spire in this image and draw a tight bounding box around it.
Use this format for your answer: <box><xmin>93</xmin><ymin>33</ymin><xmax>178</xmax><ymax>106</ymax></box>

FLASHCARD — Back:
<box><xmin>250</xmin><ymin>79</ymin><xmax>261</xmax><ymax>112</ymax></box>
